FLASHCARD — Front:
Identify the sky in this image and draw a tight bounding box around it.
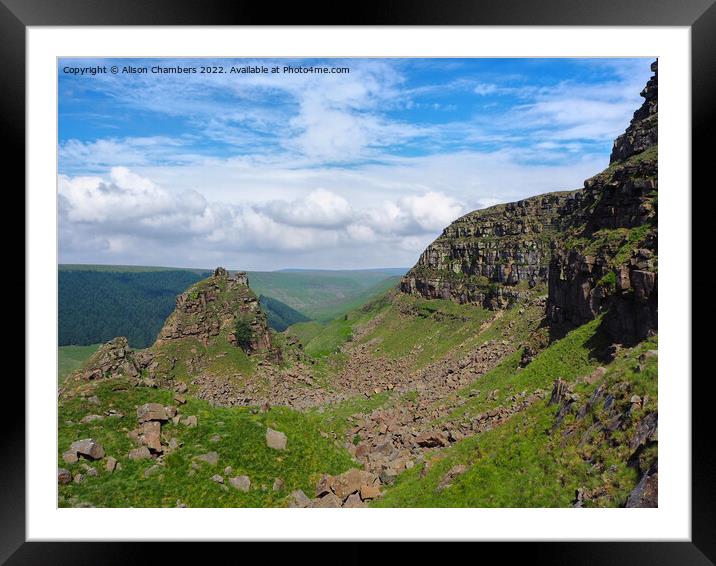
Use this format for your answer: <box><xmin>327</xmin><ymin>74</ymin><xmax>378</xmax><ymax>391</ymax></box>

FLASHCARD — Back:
<box><xmin>58</xmin><ymin>57</ymin><xmax>653</xmax><ymax>270</ymax></box>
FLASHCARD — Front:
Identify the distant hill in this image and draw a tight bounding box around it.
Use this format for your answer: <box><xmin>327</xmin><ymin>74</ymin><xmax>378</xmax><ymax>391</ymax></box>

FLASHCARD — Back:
<box><xmin>247</xmin><ymin>269</ymin><xmax>405</xmax><ymax>321</ymax></box>
<box><xmin>59</xmin><ymin>269</ymin><xmax>212</xmax><ymax>348</ymax></box>
<box><xmin>58</xmin><ymin>265</ymin><xmax>405</xmax><ymax>347</ymax></box>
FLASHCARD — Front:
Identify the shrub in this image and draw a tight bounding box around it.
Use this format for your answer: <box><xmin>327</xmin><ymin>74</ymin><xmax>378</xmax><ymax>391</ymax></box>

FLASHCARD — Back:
<box><xmin>234</xmin><ymin>316</ymin><xmax>254</xmax><ymax>351</ymax></box>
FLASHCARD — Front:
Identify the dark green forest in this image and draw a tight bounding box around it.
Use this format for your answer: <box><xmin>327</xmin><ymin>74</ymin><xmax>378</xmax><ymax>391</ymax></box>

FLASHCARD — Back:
<box><xmin>59</xmin><ymin>269</ymin><xmax>315</xmax><ymax>348</ymax></box>
<box><xmin>59</xmin><ymin>269</ymin><xmax>211</xmax><ymax>348</ymax></box>
<box><xmin>259</xmin><ymin>295</ymin><xmax>310</xmax><ymax>332</ymax></box>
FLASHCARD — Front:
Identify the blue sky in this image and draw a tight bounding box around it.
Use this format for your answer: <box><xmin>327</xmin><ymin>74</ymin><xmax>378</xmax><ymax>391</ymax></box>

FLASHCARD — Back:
<box><xmin>58</xmin><ymin>57</ymin><xmax>653</xmax><ymax>270</ymax></box>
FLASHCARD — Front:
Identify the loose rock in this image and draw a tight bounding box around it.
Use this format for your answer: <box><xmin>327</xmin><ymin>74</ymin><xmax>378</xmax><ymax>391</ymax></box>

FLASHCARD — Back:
<box><xmin>229</xmin><ymin>475</ymin><xmax>251</xmax><ymax>492</ymax></box>
<box><xmin>266</xmin><ymin>428</ymin><xmax>287</xmax><ymax>450</ymax></box>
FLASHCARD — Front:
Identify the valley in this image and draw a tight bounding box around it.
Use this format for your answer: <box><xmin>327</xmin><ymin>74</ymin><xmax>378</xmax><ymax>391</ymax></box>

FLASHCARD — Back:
<box><xmin>57</xmin><ymin>61</ymin><xmax>658</xmax><ymax>509</ymax></box>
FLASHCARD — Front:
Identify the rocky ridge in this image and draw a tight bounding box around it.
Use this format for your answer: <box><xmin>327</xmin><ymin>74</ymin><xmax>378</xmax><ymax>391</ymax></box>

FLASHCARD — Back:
<box><xmin>155</xmin><ymin>267</ymin><xmax>272</xmax><ymax>352</ymax></box>
<box><xmin>547</xmin><ymin>61</ymin><xmax>658</xmax><ymax>344</ymax></box>
<box><xmin>402</xmin><ymin>61</ymin><xmax>658</xmax><ymax>345</ymax></box>
<box><xmin>400</xmin><ymin>191</ymin><xmax>575</xmax><ymax>308</ymax></box>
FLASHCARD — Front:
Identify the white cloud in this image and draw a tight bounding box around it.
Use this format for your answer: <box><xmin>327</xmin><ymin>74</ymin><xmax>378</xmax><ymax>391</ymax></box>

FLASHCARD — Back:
<box><xmin>58</xmin><ymin>168</ymin><xmax>473</xmax><ymax>269</ymax></box>
<box><xmin>474</xmin><ymin>83</ymin><xmax>498</xmax><ymax>95</ymax></box>
<box><xmin>264</xmin><ymin>189</ymin><xmax>353</xmax><ymax>228</ymax></box>
<box><xmin>57</xmin><ymin>58</ymin><xmax>654</xmax><ymax>268</ymax></box>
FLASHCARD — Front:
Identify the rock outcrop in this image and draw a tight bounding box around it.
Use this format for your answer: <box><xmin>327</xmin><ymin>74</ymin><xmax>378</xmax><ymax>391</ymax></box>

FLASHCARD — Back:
<box><xmin>155</xmin><ymin>267</ymin><xmax>271</xmax><ymax>351</ymax></box>
<box><xmin>547</xmin><ymin>60</ymin><xmax>658</xmax><ymax>344</ymax></box>
<box><xmin>72</xmin><ymin>337</ymin><xmax>152</xmax><ymax>381</ymax></box>
<box><xmin>68</xmin><ymin>267</ymin><xmax>277</xmax><ymax>390</ymax></box>
<box><xmin>400</xmin><ymin>191</ymin><xmax>576</xmax><ymax>308</ymax></box>
<box><xmin>401</xmin><ymin>60</ymin><xmax>658</xmax><ymax>345</ymax></box>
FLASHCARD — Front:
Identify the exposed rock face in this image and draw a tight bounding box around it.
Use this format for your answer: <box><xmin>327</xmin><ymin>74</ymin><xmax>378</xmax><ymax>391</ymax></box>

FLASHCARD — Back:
<box><xmin>400</xmin><ymin>192</ymin><xmax>576</xmax><ymax>308</ymax></box>
<box><xmin>401</xmin><ymin>60</ymin><xmax>658</xmax><ymax>345</ymax></box>
<box><xmin>156</xmin><ymin>267</ymin><xmax>271</xmax><ymax>351</ymax></box>
<box><xmin>547</xmin><ymin>61</ymin><xmax>658</xmax><ymax>344</ymax></box>
<box><xmin>73</xmin><ymin>337</ymin><xmax>151</xmax><ymax>381</ymax></box>
<box><xmin>610</xmin><ymin>60</ymin><xmax>658</xmax><ymax>164</ymax></box>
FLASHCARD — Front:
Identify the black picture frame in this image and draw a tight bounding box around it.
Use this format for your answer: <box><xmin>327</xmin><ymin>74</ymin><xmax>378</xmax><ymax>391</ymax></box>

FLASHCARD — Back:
<box><xmin>5</xmin><ymin>0</ymin><xmax>710</xmax><ymax>562</ymax></box>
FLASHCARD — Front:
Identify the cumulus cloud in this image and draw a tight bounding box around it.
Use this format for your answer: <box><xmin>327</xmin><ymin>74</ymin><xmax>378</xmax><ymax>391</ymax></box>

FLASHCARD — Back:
<box><xmin>58</xmin><ymin>168</ymin><xmax>469</xmax><ymax>268</ymax></box>
<box><xmin>263</xmin><ymin>189</ymin><xmax>353</xmax><ymax>228</ymax></box>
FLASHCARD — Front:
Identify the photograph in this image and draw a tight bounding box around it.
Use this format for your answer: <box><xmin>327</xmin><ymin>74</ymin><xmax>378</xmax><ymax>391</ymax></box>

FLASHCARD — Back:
<box><xmin>55</xmin><ymin>56</ymin><xmax>659</xmax><ymax>509</ymax></box>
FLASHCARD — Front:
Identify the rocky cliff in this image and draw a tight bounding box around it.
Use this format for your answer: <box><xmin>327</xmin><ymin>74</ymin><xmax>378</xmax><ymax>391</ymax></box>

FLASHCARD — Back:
<box><xmin>547</xmin><ymin>61</ymin><xmax>658</xmax><ymax>344</ymax></box>
<box><xmin>400</xmin><ymin>191</ymin><xmax>577</xmax><ymax>308</ymax></box>
<box><xmin>402</xmin><ymin>60</ymin><xmax>658</xmax><ymax>344</ymax></box>
<box><xmin>155</xmin><ymin>267</ymin><xmax>272</xmax><ymax>352</ymax></box>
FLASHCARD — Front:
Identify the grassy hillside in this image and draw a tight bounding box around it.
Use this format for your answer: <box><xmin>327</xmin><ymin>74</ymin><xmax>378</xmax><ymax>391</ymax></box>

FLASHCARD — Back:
<box><xmin>58</xmin><ymin>378</ymin><xmax>355</xmax><ymax>508</ymax></box>
<box><xmin>295</xmin><ymin>290</ymin><xmax>496</xmax><ymax>367</ymax></box>
<box><xmin>59</xmin><ymin>344</ymin><xmax>101</xmax><ymax>382</ymax></box>
<box><xmin>59</xmin><ymin>287</ymin><xmax>657</xmax><ymax>508</ymax></box>
<box><xmin>373</xmin><ymin>325</ymin><xmax>656</xmax><ymax>508</ymax></box>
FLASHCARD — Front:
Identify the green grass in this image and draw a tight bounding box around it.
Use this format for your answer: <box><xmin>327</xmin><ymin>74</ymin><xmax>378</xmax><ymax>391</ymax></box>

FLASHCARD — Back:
<box><xmin>152</xmin><ymin>330</ymin><xmax>257</xmax><ymax>383</ymax></box>
<box><xmin>300</xmin><ymin>292</ymin><xmax>498</xmax><ymax>368</ymax></box>
<box><xmin>447</xmin><ymin>316</ymin><xmax>607</xmax><ymax>422</ymax></box>
<box><xmin>59</xmin><ymin>344</ymin><xmax>102</xmax><ymax>382</ymax></box>
<box><xmin>358</xmin><ymin>294</ymin><xmax>494</xmax><ymax>369</ymax></box>
<box><xmin>58</xmin><ymin>378</ymin><xmax>355</xmax><ymax>508</ymax></box>
<box><xmin>304</xmin><ymin>317</ymin><xmax>356</xmax><ymax>358</ymax></box>
<box><xmin>310</xmin><ymin>392</ymin><xmax>392</xmax><ymax>436</ymax></box>
<box><xmin>300</xmin><ymin>292</ymin><xmax>393</xmax><ymax>359</ymax></box>
<box><xmin>374</xmin><ymin>325</ymin><xmax>656</xmax><ymax>508</ymax></box>
<box><xmin>285</xmin><ymin>321</ymin><xmax>326</xmax><ymax>347</ymax></box>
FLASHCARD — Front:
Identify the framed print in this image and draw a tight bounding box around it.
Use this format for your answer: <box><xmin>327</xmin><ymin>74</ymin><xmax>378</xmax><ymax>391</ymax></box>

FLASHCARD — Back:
<box><xmin>5</xmin><ymin>0</ymin><xmax>712</xmax><ymax>562</ymax></box>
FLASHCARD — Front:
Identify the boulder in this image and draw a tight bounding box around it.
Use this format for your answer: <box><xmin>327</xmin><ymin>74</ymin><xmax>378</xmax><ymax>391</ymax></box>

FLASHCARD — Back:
<box><xmin>288</xmin><ymin>489</ymin><xmax>311</xmax><ymax>508</ymax></box>
<box><xmin>626</xmin><ymin>464</ymin><xmax>658</xmax><ymax>508</ymax></box>
<box><xmin>343</xmin><ymin>493</ymin><xmax>366</xmax><ymax>508</ymax></box>
<box><xmin>315</xmin><ymin>474</ymin><xmax>334</xmax><ymax>497</ymax></box>
<box><xmin>311</xmin><ymin>492</ymin><xmax>342</xmax><ymax>508</ymax></box>
<box><xmin>79</xmin><ymin>414</ymin><xmax>104</xmax><ymax>424</ymax></box>
<box><xmin>360</xmin><ymin>484</ymin><xmax>381</xmax><ymax>500</ymax></box>
<box><xmin>229</xmin><ymin>475</ymin><xmax>251</xmax><ymax>492</ymax></box>
<box><xmin>211</xmin><ymin>474</ymin><xmax>224</xmax><ymax>484</ymax></box>
<box><xmin>332</xmin><ymin>468</ymin><xmax>376</xmax><ymax>500</ymax></box>
<box><xmin>629</xmin><ymin>412</ymin><xmax>658</xmax><ymax>450</ymax></box>
<box><xmin>437</xmin><ymin>464</ymin><xmax>467</xmax><ymax>490</ymax></box>
<box><xmin>105</xmin><ymin>457</ymin><xmax>117</xmax><ymax>473</ymax></box>
<box><xmin>62</xmin><ymin>451</ymin><xmax>78</xmax><ymax>464</ymax></box>
<box><xmin>140</xmin><ymin>421</ymin><xmax>163</xmax><ymax>452</ymax></box>
<box><xmin>69</xmin><ymin>438</ymin><xmax>105</xmax><ymax>460</ymax></box>
<box><xmin>128</xmin><ymin>446</ymin><xmax>152</xmax><ymax>460</ymax></box>
<box><xmin>195</xmin><ymin>452</ymin><xmax>219</xmax><ymax>465</ymax></box>
<box><xmin>137</xmin><ymin>403</ymin><xmax>168</xmax><ymax>423</ymax></box>
<box><xmin>182</xmin><ymin>415</ymin><xmax>198</xmax><ymax>427</ymax></box>
<box><xmin>266</xmin><ymin>428</ymin><xmax>287</xmax><ymax>450</ymax></box>
<box><xmin>415</xmin><ymin>431</ymin><xmax>449</xmax><ymax>448</ymax></box>
<box><xmin>58</xmin><ymin>468</ymin><xmax>72</xmax><ymax>485</ymax></box>
<box><xmin>272</xmin><ymin>478</ymin><xmax>284</xmax><ymax>492</ymax></box>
